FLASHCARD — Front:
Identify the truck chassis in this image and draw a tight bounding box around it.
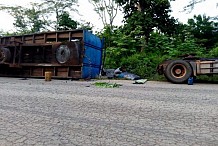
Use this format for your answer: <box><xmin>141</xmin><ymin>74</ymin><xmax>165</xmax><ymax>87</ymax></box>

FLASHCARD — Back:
<box><xmin>157</xmin><ymin>56</ymin><xmax>218</xmax><ymax>83</ymax></box>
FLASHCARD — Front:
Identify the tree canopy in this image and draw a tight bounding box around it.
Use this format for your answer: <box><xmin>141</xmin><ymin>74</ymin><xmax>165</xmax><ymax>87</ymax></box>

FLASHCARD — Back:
<box><xmin>0</xmin><ymin>3</ymin><xmax>47</xmax><ymax>34</ymax></box>
<box><xmin>187</xmin><ymin>14</ymin><xmax>218</xmax><ymax>49</ymax></box>
<box><xmin>115</xmin><ymin>0</ymin><xmax>176</xmax><ymax>47</ymax></box>
<box><xmin>57</xmin><ymin>11</ymin><xmax>78</xmax><ymax>30</ymax></box>
<box><xmin>41</xmin><ymin>0</ymin><xmax>78</xmax><ymax>30</ymax></box>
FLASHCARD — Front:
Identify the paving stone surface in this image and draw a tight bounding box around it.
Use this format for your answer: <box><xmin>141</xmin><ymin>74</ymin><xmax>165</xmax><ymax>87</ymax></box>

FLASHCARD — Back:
<box><xmin>0</xmin><ymin>77</ymin><xmax>217</xmax><ymax>146</ymax></box>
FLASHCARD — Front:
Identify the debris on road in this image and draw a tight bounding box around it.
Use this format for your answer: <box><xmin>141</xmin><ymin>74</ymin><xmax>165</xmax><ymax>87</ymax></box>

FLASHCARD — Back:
<box><xmin>94</xmin><ymin>82</ymin><xmax>122</xmax><ymax>88</ymax></box>
<box><xmin>103</xmin><ymin>67</ymin><xmax>140</xmax><ymax>80</ymax></box>
<box><xmin>134</xmin><ymin>79</ymin><xmax>148</xmax><ymax>84</ymax></box>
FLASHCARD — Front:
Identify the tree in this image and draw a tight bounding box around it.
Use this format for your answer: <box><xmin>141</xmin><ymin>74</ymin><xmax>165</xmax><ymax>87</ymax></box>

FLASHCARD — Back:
<box><xmin>0</xmin><ymin>3</ymin><xmax>47</xmax><ymax>34</ymax></box>
<box><xmin>77</xmin><ymin>22</ymin><xmax>93</xmax><ymax>31</ymax></box>
<box><xmin>116</xmin><ymin>0</ymin><xmax>176</xmax><ymax>50</ymax></box>
<box><xmin>41</xmin><ymin>0</ymin><xmax>78</xmax><ymax>30</ymax></box>
<box><xmin>187</xmin><ymin>14</ymin><xmax>218</xmax><ymax>49</ymax></box>
<box><xmin>58</xmin><ymin>11</ymin><xmax>78</xmax><ymax>30</ymax></box>
<box><xmin>0</xmin><ymin>5</ymin><xmax>28</xmax><ymax>33</ymax></box>
<box><xmin>25</xmin><ymin>3</ymin><xmax>48</xmax><ymax>33</ymax></box>
<box><xmin>88</xmin><ymin>0</ymin><xmax>119</xmax><ymax>30</ymax></box>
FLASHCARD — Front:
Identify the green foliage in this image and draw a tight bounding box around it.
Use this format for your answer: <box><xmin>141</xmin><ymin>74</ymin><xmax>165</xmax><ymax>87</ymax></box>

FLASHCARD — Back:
<box><xmin>208</xmin><ymin>47</ymin><xmax>218</xmax><ymax>57</ymax></box>
<box><xmin>0</xmin><ymin>0</ymin><xmax>80</xmax><ymax>34</ymax></box>
<box><xmin>77</xmin><ymin>22</ymin><xmax>93</xmax><ymax>31</ymax></box>
<box><xmin>0</xmin><ymin>3</ymin><xmax>48</xmax><ymax>34</ymax></box>
<box><xmin>146</xmin><ymin>31</ymin><xmax>205</xmax><ymax>58</ymax></box>
<box><xmin>101</xmin><ymin>26</ymin><xmax>140</xmax><ymax>68</ymax></box>
<box><xmin>116</xmin><ymin>0</ymin><xmax>176</xmax><ymax>44</ymax></box>
<box><xmin>147</xmin><ymin>32</ymin><xmax>174</xmax><ymax>54</ymax></box>
<box><xmin>195</xmin><ymin>75</ymin><xmax>218</xmax><ymax>83</ymax></box>
<box><xmin>187</xmin><ymin>15</ymin><xmax>218</xmax><ymax>49</ymax></box>
<box><xmin>120</xmin><ymin>53</ymin><xmax>161</xmax><ymax>78</ymax></box>
<box><xmin>58</xmin><ymin>11</ymin><xmax>78</xmax><ymax>30</ymax></box>
<box><xmin>25</xmin><ymin>3</ymin><xmax>48</xmax><ymax>33</ymax></box>
<box><xmin>94</xmin><ymin>82</ymin><xmax>121</xmax><ymax>88</ymax></box>
<box><xmin>41</xmin><ymin>0</ymin><xmax>78</xmax><ymax>30</ymax></box>
<box><xmin>166</xmin><ymin>37</ymin><xmax>205</xmax><ymax>58</ymax></box>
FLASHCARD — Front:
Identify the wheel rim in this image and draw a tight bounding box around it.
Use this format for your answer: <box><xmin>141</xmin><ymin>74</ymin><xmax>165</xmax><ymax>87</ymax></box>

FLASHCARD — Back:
<box><xmin>171</xmin><ymin>64</ymin><xmax>187</xmax><ymax>78</ymax></box>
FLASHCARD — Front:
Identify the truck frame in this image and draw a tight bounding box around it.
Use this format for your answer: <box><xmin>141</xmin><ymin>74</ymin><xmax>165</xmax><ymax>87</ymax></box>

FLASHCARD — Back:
<box><xmin>157</xmin><ymin>56</ymin><xmax>218</xmax><ymax>83</ymax></box>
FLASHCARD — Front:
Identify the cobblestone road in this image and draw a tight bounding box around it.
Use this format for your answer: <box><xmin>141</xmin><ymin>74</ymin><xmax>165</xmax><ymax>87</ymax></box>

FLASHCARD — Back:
<box><xmin>0</xmin><ymin>77</ymin><xmax>217</xmax><ymax>146</ymax></box>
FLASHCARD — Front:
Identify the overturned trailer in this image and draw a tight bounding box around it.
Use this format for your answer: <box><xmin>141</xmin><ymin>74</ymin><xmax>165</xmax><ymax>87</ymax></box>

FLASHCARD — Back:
<box><xmin>0</xmin><ymin>30</ymin><xmax>103</xmax><ymax>79</ymax></box>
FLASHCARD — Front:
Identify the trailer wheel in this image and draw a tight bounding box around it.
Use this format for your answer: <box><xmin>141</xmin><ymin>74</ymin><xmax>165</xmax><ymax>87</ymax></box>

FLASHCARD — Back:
<box><xmin>55</xmin><ymin>45</ymin><xmax>71</xmax><ymax>64</ymax></box>
<box><xmin>164</xmin><ymin>60</ymin><xmax>192</xmax><ymax>84</ymax></box>
<box><xmin>0</xmin><ymin>48</ymin><xmax>11</xmax><ymax>63</ymax></box>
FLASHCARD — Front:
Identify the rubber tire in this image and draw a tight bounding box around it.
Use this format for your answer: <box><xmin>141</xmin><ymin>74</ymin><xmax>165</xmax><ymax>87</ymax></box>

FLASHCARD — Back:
<box><xmin>0</xmin><ymin>48</ymin><xmax>11</xmax><ymax>63</ymax></box>
<box><xmin>164</xmin><ymin>60</ymin><xmax>192</xmax><ymax>84</ymax></box>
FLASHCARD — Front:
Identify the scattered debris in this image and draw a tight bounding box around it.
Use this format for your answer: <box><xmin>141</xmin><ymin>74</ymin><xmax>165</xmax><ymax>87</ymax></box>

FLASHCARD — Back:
<box><xmin>104</xmin><ymin>69</ymin><xmax>115</xmax><ymax>79</ymax></box>
<box><xmin>114</xmin><ymin>66</ymin><xmax>126</xmax><ymax>77</ymax></box>
<box><xmin>134</xmin><ymin>79</ymin><xmax>147</xmax><ymax>84</ymax></box>
<box><xmin>103</xmin><ymin>67</ymin><xmax>140</xmax><ymax>80</ymax></box>
<box><xmin>94</xmin><ymin>82</ymin><xmax>121</xmax><ymax>88</ymax></box>
<box><xmin>120</xmin><ymin>72</ymin><xmax>140</xmax><ymax>80</ymax></box>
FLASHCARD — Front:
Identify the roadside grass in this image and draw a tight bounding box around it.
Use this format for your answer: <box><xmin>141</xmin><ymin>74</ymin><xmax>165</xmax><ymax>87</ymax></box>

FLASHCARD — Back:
<box><xmin>94</xmin><ymin>82</ymin><xmax>122</xmax><ymax>88</ymax></box>
<box><xmin>195</xmin><ymin>75</ymin><xmax>218</xmax><ymax>83</ymax></box>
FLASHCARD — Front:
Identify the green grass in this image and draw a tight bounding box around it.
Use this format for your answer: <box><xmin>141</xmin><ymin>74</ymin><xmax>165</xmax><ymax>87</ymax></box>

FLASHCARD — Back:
<box><xmin>94</xmin><ymin>82</ymin><xmax>122</xmax><ymax>88</ymax></box>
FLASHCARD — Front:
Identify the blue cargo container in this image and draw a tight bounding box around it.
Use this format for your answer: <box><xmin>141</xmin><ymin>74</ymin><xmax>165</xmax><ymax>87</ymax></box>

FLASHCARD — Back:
<box><xmin>82</xmin><ymin>30</ymin><xmax>103</xmax><ymax>78</ymax></box>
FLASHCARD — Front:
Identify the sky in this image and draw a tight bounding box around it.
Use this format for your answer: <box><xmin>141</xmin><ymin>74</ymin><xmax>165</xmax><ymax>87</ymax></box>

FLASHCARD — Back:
<box><xmin>0</xmin><ymin>0</ymin><xmax>218</xmax><ymax>32</ymax></box>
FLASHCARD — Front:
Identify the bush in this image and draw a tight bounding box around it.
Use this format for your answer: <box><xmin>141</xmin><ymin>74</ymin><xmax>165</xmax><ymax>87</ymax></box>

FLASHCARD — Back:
<box><xmin>208</xmin><ymin>47</ymin><xmax>218</xmax><ymax>58</ymax></box>
<box><xmin>120</xmin><ymin>53</ymin><xmax>165</xmax><ymax>78</ymax></box>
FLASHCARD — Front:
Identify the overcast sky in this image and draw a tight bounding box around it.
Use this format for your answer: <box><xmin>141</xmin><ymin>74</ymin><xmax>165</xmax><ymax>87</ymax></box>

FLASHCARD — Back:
<box><xmin>0</xmin><ymin>0</ymin><xmax>217</xmax><ymax>32</ymax></box>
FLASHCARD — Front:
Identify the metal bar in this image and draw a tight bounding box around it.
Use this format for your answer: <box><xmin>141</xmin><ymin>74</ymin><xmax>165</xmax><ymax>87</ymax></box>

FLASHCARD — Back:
<box><xmin>56</xmin><ymin>33</ymin><xmax>58</xmax><ymax>42</ymax></box>
<box><xmin>32</xmin><ymin>35</ymin><xmax>34</xmax><ymax>43</ymax></box>
<box><xmin>13</xmin><ymin>46</ymin><xmax>17</xmax><ymax>64</ymax></box>
<box><xmin>44</xmin><ymin>34</ymin><xmax>47</xmax><ymax>43</ymax></box>
<box><xmin>210</xmin><ymin>63</ymin><xmax>213</xmax><ymax>73</ymax></box>
<box><xmin>54</xmin><ymin>67</ymin><xmax>56</xmax><ymax>76</ymax></box>
<box><xmin>69</xmin><ymin>32</ymin><xmax>72</xmax><ymax>41</ymax></box>
<box><xmin>199</xmin><ymin>67</ymin><xmax>218</xmax><ymax>69</ymax></box>
<box><xmin>18</xmin><ymin>45</ymin><xmax>22</xmax><ymax>64</ymax></box>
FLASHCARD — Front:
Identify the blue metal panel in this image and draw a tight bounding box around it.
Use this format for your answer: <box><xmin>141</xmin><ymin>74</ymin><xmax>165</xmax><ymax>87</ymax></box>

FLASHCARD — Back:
<box><xmin>82</xmin><ymin>30</ymin><xmax>103</xmax><ymax>78</ymax></box>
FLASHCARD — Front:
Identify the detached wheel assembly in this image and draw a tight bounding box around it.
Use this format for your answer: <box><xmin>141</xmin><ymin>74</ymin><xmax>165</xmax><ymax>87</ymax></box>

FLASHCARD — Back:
<box><xmin>164</xmin><ymin>60</ymin><xmax>192</xmax><ymax>83</ymax></box>
<box><xmin>0</xmin><ymin>48</ymin><xmax>11</xmax><ymax>63</ymax></box>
